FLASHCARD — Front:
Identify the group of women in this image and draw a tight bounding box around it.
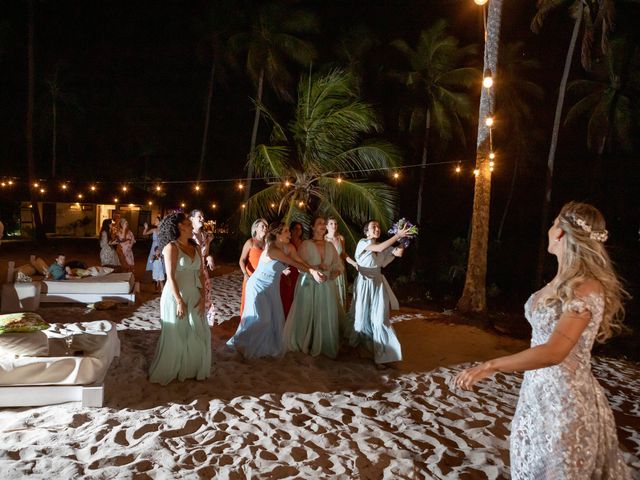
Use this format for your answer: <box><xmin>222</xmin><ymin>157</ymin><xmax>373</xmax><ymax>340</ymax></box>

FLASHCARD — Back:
<box><xmin>98</xmin><ymin>213</ymin><xmax>136</xmax><ymax>271</ymax></box>
<box><xmin>146</xmin><ymin>202</ymin><xmax>632</xmax><ymax>479</ymax></box>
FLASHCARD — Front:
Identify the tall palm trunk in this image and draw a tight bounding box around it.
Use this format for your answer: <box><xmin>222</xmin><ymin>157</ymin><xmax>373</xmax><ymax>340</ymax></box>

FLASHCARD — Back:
<box><xmin>534</xmin><ymin>3</ymin><xmax>583</xmax><ymax>287</ymax></box>
<box><xmin>411</xmin><ymin>107</ymin><xmax>430</xmax><ymax>280</ymax></box>
<box><xmin>244</xmin><ymin>67</ymin><xmax>265</xmax><ymax>202</ymax></box>
<box><xmin>198</xmin><ymin>61</ymin><xmax>216</xmax><ymax>181</ymax></box>
<box><xmin>51</xmin><ymin>95</ymin><xmax>57</xmax><ymax>178</ymax></box>
<box><xmin>26</xmin><ymin>0</ymin><xmax>45</xmax><ymax>241</ymax></box>
<box><xmin>457</xmin><ymin>0</ymin><xmax>502</xmax><ymax>313</ymax></box>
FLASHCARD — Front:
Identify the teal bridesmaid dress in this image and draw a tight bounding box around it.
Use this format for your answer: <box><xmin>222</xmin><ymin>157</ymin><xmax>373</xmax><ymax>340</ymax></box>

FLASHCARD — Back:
<box><xmin>149</xmin><ymin>244</ymin><xmax>212</xmax><ymax>385</ymax></box>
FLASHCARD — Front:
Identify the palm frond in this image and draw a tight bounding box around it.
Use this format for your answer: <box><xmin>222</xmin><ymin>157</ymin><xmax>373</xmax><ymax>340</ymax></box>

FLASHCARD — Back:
<box><xmin>250</xmin><ymin>145</ymin><xmax>291</xmax><ymax>178</ymax></box>
<box><xmin>241</xmin><ymin>184</ymin><xmax>285</xmax><ymax>233</ymax></box>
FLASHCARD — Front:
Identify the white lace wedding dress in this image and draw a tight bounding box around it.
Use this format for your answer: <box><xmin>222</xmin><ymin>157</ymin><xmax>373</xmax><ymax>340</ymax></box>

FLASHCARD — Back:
<box><xmin>510</xmin><ymin>292</ymin><xmax>631</xmax><ymax>479</ymax></box>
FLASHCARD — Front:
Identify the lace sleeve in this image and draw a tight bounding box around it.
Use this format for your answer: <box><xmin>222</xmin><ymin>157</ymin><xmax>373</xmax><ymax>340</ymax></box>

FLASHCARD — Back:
<box><xmin>565</xmin><ymin>293</ymin><xmax>604</xmax><ymax>318</ymax></box>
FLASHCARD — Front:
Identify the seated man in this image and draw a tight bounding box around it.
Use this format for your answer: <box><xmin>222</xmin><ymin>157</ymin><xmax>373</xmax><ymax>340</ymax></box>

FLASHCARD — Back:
<box><xmin>47</xmin><ymin>254</ymin><xmax>73</xmax><ymax>280</ymax></box>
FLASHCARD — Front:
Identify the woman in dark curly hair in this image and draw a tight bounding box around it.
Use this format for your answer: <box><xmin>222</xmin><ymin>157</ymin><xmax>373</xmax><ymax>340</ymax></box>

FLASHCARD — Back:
<box><xmin>149</xmin><ymin>212</ymin><xmax>211</xmax><ymax>385</ymax></box>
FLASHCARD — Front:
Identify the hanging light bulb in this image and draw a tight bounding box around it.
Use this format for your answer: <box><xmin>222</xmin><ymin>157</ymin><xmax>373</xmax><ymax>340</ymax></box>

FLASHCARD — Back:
<box><xmin>473</xmin><ymin>169</ymin><xmax>480</xmax><ymax>176</ymax></box>
<box><xmin>489</xmin><ymin>152</ymin><xmax>495</xmax><ymax>160</ymax></box>
<box><xmin>155</xmin><ymin>185</ymin><xmax>161</xmax><ymax>192</ymax></box>
<box><xmin>147</xmin><ymin>201</ymin><xmax>153</xmax><ymax>206</ymax></box>
<box><xmin>194</xmin><ymin>184</ymin><xmax>201</xmax><ymax>192</ymax></box>
<box><xmin>474</xmin><ymin>0</ymin><xmax>489</xmax><ymax>5</ymax></box>
<box><xmin>114</xmin><ymin>197</ymin><xmax>119</xmax><ymax>203</ymax></box>
<box><xmin>122</xmin><ymin>185</ymin><xmax>128</xmax><ymax>192</ymax></box>
<box><xmin>1</xmin><ymin>182</ymin><xmax>6</xmax><ymax>187</ymax></box>
<box><xmin>61</xmin><ymin>184</ymin><xmax>68</xmax><ymax>190</ymax></box>
<box><xmin>90</xmin><ymin>185</ymin><xmax>97</xmax><ymax>192</ymax></box>
<box><xmin>33</xmin><ymin>182</ymin><xmax>39</xmax><ymax>188</ymax></box>
<box><xmin>485</xmin><ymin>117</ymin><xmax>494</xmax><ymax>127</ymax></box>
<box><xmin>39</xmin><ymin>188</ymin><xmax>46</xmax><ymax>193</ymax></box>
<box><xmin>337</xmin><ymin>177</ymin><xmax>343</xmax><ymax>184</ymax></box>
<box><xmin>284</xmin><ymin>180</ymin><xmax>291</xmax><ymax>187</ymax></box>
<box><xmin>77</xmin><ymin>193</ymin><xmax>83</xmax><ymax>200</ymax></box>
<box><xmin>489</xmin><ymin>160</ymin><xmax>495</xmax><ymax>168</ymax></box>
<box><xmin>393</xmin><ymin>172</ymin><xmax>400</xmax><ymax>180</ymax></box>
<box><xmin>490</xmin><ymin>166</ymin><xmax>494</xmax><ymax>172</ymax></box>
<box><xmin>237</xmin><ymin>183</ymin><xmax>244</xmax><ymax>190</ymax></box>
<box><xmin>180</xmin><ymin>202</ymin><xmax>186</xmax><ymax>208</ymax></box>
<box><xmin>241</xmin><ymin>203</ymin><xmax>246</xmax><ymax>209</ymax></box>
<box><xmin>455</xmin><ymin>164</ymin><xmax>461</xmax><ymax>173</ymax></box>
<box><xmin>270</xmin><ymin>203</ymin><xmax>276</xmax><ymax>208</ymax></box>
<box><xmin>482</xmin><ymin>70</ymin><xmax>493</xmax><ymax>88</ymax></box>
<box><xmin>129</xmin><ymin>203</ymin><xmax>134</xmax><ymax>208</ymax></box>
<box><xmin>298</xmin><ymin>201</ymin><xmax>304</xmax><ymax>207</ymax></box>
<box><xmin>211</xmin><ymin>203</ymin><xmax>217</xmax><ymax>209</ymax></box>
<box><xmin>7</xmin><ymin>180</ymin><xmax>13</xmax><ymax>185</ymax></box>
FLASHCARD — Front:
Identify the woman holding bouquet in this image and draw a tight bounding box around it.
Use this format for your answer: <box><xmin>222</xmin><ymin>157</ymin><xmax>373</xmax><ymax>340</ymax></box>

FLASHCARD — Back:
<box><xmin>284</xmin><ymin>216</ymin><xmax>345</xmax><ymax>358</ymax></box>
<box><xmin>347</xmin><ymin>220</ymin><xmax>411</xmax><ymax>366</ymax></box>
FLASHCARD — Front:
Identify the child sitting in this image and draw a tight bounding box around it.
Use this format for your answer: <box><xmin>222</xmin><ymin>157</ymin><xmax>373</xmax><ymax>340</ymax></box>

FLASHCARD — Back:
<box><xmin>47</xmin><ymin>254</ymin><xmax>73</xmax><ymax>280</ymax></box>
<box><xmin>151</xmin><ymin>246</ymin><xmax>166</xmax><ymax>292</ymax></box>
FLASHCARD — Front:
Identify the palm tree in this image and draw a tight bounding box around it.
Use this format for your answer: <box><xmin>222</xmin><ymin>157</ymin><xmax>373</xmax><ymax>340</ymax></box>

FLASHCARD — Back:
<box><xmin>44</xmin><ymin>65</ymin><xmax>82</xmax><ymax>178</ymax></box>
<box><xmin>495</xmin><ymin>42</ymin><xmax>544</xmax><ymax>241</ymax></box>
<box><xmin>457</xmin><ymin>0</ymin><xmax>503</xmax><ymax>314</ymax></box>
<box><xmin>333</xmin><ymin>24</ymin><xmax>379</xmax><ymax>83</ymax></box>
<box><xmin>390</xmin><ymin>20</ymin><xmax>479</xmax><ymax>233</ymax></box>
<box><xmin>531</xmin><ymin>0</ymin><xmax>615</xmax><ymax>285</ymax></box>
<box><xmin>229</xmin><ymin>1</ymin><xmax>319</xmax><ymax>200</ymax></box>
<box><xmin>242</xmin><ymin>70</ymin><xmax>401</xmax><ymax>247</ymax></box>
<box><xmin>26</xmin><ymin>0</ymin><xmax>45</xmax><ymax>241</ymax></box>
<box><xmin>195</xmin><ymin>0</ymin><xmax>237</xmax><ymax>181</ymax></box>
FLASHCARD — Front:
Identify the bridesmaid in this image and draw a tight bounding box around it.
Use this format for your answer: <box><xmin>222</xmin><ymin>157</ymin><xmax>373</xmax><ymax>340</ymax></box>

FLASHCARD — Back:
<box><xmin>190</xmin><ymin>209</ymin><xmax>215</xmax><ymax>325</ymax></box>
<box><xmin>324</xmin><ymin>217</ymin><xmax>356</xmax><ymax>308</ymax></box>
<box><xmin>280</xmin><ymin>221</ymin><xmax>303</xmax><ymax>317</ymax></box>
<box><xmin>347</xmin><ymin>220</ymin><xmax>411</xmax><ymax>366</ymax></box>
<box><xmin>117</xmin><ymin>218</ymin><xmax>136</xmax><ymax>272</ymax></box>
<box><xmin>149</xmin><ymin>212</ymin><xmax>211</xmax><ymax>385</ymax></box>
<box><xmin>228</xmin><ymin>222</ymin><xmax>326</xmax><ymax>359</ymax></box>
<box><xmin>239</xmin><ymin>218</ymin><xmax>268</xmax><ymax>315</ymax></box>
<box><xmin>284</xmin><ymin>216</ymin><xmax>345</xmax><ymax>359</ymax></box>
<box><xmin>99</xmin><ymin>219</ymin><xmax>120</xmax><ymax>267</ymax></box>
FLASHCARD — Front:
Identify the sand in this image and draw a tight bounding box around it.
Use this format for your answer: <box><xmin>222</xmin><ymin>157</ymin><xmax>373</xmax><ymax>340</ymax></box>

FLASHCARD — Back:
<box><xmin>0</xmin><ymin>264</ymin><xmax>638</xmax><ymax>478</ymax></box>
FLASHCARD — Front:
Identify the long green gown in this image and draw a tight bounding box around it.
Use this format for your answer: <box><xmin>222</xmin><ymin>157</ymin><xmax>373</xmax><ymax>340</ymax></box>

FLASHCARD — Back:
<box><xmin>283</xmin><ymin>240</ymin><xmax>345</xmax><ymax>358</ymax></box>
<box><xmin>149</xmin><ymin>244</ymin><xmax>211</xmax><ymax>385</ymax></box>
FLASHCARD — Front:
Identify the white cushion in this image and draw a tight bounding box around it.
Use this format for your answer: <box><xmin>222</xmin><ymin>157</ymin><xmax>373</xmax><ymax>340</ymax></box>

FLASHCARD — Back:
<box><xmin>41</xmin><ymin>272</ymin><xmax>134</xmax><ymax>295</ymax></box>
<box><xmin>0</xmin><ymin>332</ymin><xmax>49</xmax><ymax>357</ymax></box>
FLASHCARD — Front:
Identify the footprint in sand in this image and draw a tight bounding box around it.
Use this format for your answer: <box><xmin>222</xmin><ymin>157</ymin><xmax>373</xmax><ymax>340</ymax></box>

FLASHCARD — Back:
<box><xmin>132</xmin><ymin>423</ymin><xmax>161</xmax><ymax>440</ymax></box>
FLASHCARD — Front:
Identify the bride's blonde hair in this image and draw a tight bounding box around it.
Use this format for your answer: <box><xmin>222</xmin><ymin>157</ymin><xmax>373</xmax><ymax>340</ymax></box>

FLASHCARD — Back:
<box><xmin>541</xmin><ymin>202</ymin><xmax>627</xmax><ymax>342</ymax></box>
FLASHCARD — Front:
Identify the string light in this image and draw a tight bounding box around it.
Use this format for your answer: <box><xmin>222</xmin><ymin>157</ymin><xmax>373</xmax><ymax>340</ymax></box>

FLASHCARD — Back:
<box><xmin>61</xmin><ymin>184</ymin><xmax>68</xmax><ymax>190</ymax></box>
<box><xmin>114</xmin><ymin>197</ymin><xmax>119</xmax><ymax>203</ymax></box>
<box><xmin>298</xmin><ymin>201</ymin><xmax>304</xmax><ymax>207</ymax></box>
<box><xmin>194</xmin><ymin>184</ymin><xmax>201</xmax><ymax>192</ymax></box>
<box><xmin>122</xmin><ymin>185</ymin><xmax>128</xmax><ymax>192</ymax></box>
<box><xmin>211</xmin><ymin>203</ymin><xmax>217</xmax><ymax>209</ymax></box>
<box><xmin>485</xmin><ymin>117</ymin><xmax>494</xmax><ymax>127</ymax></box>
<box><xmin>90</xmin><ymin>185</ymin><xmax>96</xmax><ymax>192</ymax></box>
<box><xmin>489</xmin><ymin>161</ymin><xmax>495</xmax><ymax>168</ymax></box>
<box><xmin>7</xmin><ymin>180</ymin><xmax>13</xmax><ymax>185</ymax></box>
<box><xmin>482</xmin><ymin>70</ymin><xmax>493</xmax><ymax>88</ymax></box>
<box><xmin>474</xmin><ymin>0</ymin><xmax>488</xmax><ymax>5</ymax></box>
<box><xmin>337</xmin><ymin>177</ymin><xmax>343</xmax><ymax>184</ymax></box>
<box><xmin>490</xmin><ymin>166</ymin><xmax>494</xmax><ymax>172</ymax></box>
<box><xmin>237</xmin><ymin>183</ymin><xmax>244</xmax><ymax>190</ymax></box>
<box><xmin>39</xmin><ymin>188</ymin><xmax>46</xmax><ymax>193</ymax></box>
<box><xmin>180</xmin><ymin>202</ymin><xmax>186</xmax><ymax>208</ymax></box>
<box><xmin>155</xmin><ymin>185</ymin><xmax>162</xmax><ymax>192</ymax></box>
<box><xmin>455</xmin><ymin>164</ymin><xmax>461</xmax><ymax>173</ymax></box>
<box><xmin>393</xmin><ymin>172</ymin><xmax>400</xmax><ymax>180</ymax></box>
<box><xmin>129</xmin><ymin>203</ymin><xmax>134</xmax><ymax>207</ymax></box>
<box><xmin>284</xmin><ymin>180</ymin><xmax>291</xmax><ymax>187</ymax></box>
<box><xmin>77</xmin><ymin>193</ymin><xmax>83</xmax><ymax>200</ymax></box>
<box><xmin>241</xmin><ymin>203</ymin><xmax>246</xmax><ymax>209</ymax></box>
<box><xmin>473</xmin><ymin>169</ymin><xmax>480</xmax><ymax>176</ymax></box>
<box><xmin>489</xmin><ymin>152</ymin><xmax>495</xmax><ymax>160</ymax></box>
<box><xmin>33</xmin><ymin>182</ymin><xmax>39</xmax><ymax>188</ymax></box>
<box><xmin>270</xmin><ymin>203</ymin><xmax>276</xmax><ymax>208</ymax></box>
<box><xmin>147</xmin><ymin>201</ymin><xmax>153</xmax><ymax>206</ymax></box>
<box><xmin>1</xmin><ymin>182</ymin><xmax>5</xmax><ymax>187</ymax></box>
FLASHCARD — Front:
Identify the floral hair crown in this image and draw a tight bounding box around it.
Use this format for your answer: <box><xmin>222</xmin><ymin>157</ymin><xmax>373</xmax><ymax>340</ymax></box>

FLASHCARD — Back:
<box><xmin>570</xmin><ymin>216</ymin><xmax>609</xmax><ymax>243</ymax></box>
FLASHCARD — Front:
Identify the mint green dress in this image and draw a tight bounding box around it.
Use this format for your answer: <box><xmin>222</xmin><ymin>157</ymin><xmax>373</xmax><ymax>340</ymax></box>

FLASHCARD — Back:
<box><xmin>149</xmin><ymin>244</ymin><xmax>211</xmax><ymax>385</ymax></box>
<box><xmin>283</xmin><ymin>240</ymin><xmax>345</xmax><ymax>358</ymax></box>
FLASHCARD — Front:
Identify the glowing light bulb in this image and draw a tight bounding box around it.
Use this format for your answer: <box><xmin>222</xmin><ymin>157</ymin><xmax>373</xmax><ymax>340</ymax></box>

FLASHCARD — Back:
<box><xmin>473</xmin><ymin>169</ymin><xmax>480</xmax><ymax>176</ymax></box>
<box><xmin>337</xmin><ymin>177</ymin><xmax>343</xmax><ymax>184</ymax></box>
<box><xmin>284</xmin><ymin>180</ymin><xmax>290</xmax><ymax>187</ymax></box>
<box><xmin>490</xmin><ymin>166</ymin><xmax>494</xmax><ymax>172</ymax></box>
<box><xmin>39</xmin><ymin>188</ymin><xmax>45</xmax><ymax>193</ymax></box>
<box><xmin>1</xmin><ymin>182</ymin><xmax>5</xmax><ymax>187</ymax></box>
<box><xmin>474</xmin><ymin>0</ymin><xmax>488</xmax><ymax>5</ymax></box>
<box><xmin>122</xmin><ymin>185</ymin><xmax>128</xmax><ymax>192</ymax></box>
<box><xmin>155</xmin><ymin>185</ymin><xmax>161</xmax><ymax>192</ymax></box>
<box><xmin>114</xmin><ymin>197</ymin><xmax>119</xmax><ymax>203</ymax></box>
<box><xmin>90</xmin><ymin>185</ymin><xmax>96</xmax><ymax>191</ymax></box>
<box><xmin>129</xmin><ymin>203</ymin><xmax>134</xmax><ymax>207</ymax></box>
<box><xmin>485</xmin><ymin>117</ymin><xmax>494</xmax><ymax>127</ymax></box>
<box><xmin>489</xmin><ymin>161</ymin><xmax>495</xmax><ymax>168</ymax></box>
<box><xmin>61</xmin><ymin>184</ymin><xmax>68</xmax><ymax>190</ymax></box>
<box><xmin>181</xmin><ymin>203</ymin><xmax>186</xmax><ymax>208</ymax></box>
<box><xmin>455</xmin><ymin>165</ymin><xmax>461</xmax><ymax>173</ymax></box>
<box><xmin>7</xmin><ymin>180</ymin><xmax>13</xmax><ymax>185</ymax></box>
<box><xmin>393</xmin><ymin>172</ymin><xmax>400</xmax><ymax>179</ymax></box>
<box><xmin>489</xmin><ymin>152</ymin><xmax>495</xmax><ymax>160</ymax></box>
<box><xmin>33</xmin><ymin>182</ymin><xmax>39</xmax><ymax>188</ymax></box>
<box><xmin>270</xmin><ymin>203</ymin><xmax>276</xmax><ymax>208</ymax></box>
<box><xmin>148</xmin><ymin>201</ymin><xmax>153</xmax><ymax>206</ymax></box>
<box><xmin>211</xmin><ymin>203</ymin><xmax>217</xmax><ymax>209</ymax></box>
<box><xmin>482</xmin><ymin>75</ymin><xmax>493</xmax><ymax>88</ymax></box>
<box><xmin>77</xmin><ymin>193</ymin><xmax>83</xmax><ymax>200</ymax></box>
<box><xmin>237</xmin><ymin>183</ymin><xmax>244</xmax><ymax>190</ymax></box>
<box><xmin>298</xmin><ymin>201</ymin><xmax>304</xmax><ymax>207</ymax></box>
<box><xmin>241</xmin><ymin>203</ymin><xmax>246</xmax><ymax>209</ymax></box>
<box><xmin>194</xmin><ymin>184</ymin><xmax>201</xmax><ymax>192</ymax></box>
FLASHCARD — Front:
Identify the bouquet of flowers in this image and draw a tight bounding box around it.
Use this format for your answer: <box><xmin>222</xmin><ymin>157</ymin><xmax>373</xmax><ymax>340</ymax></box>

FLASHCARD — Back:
<box><xmin>388</xmin><ymin>218</ymin><xmax>419</xmax><ymax>248</ymax></box>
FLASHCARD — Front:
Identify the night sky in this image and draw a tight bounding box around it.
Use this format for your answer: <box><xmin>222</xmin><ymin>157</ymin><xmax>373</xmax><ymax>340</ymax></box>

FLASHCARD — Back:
<box><xmin>1</xmin><ymin>0</ymin><xmax>638</xmax><ymax>304</ymax></box>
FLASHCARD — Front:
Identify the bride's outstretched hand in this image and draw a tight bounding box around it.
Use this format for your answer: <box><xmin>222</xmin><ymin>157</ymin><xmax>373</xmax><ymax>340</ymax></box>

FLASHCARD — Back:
<box><xmin>396</xmin><ymin>225</ymin><xmax>412</xmax><ymax>238</ymax></box>
<box><xmin>454</xmin><ymin>362</ymin><xmax>495</xmax><ymax>391</ymax></box>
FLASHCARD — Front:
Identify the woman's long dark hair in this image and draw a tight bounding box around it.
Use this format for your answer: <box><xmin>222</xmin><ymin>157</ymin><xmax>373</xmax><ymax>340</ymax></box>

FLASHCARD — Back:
<box><xmin>157</xmin><ymin>213</ymin><xmax>187</xmax><ymax>251</ymax></box>
<box><xmin>100</xmin><ymin>219</ymin><xmax>112</xmax><ymax>236</ymax></box>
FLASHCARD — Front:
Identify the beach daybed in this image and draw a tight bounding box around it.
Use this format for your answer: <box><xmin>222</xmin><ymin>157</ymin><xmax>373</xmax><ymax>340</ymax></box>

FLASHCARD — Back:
<box><xmin>40</xmin><ymin>272</ymin><xmax>137</xmax><ymax>304</ymax></box>
<box><xmin>0</xmin><ymin>320</ymin><xmax>120</xmax><ymax>407</ymax></box>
